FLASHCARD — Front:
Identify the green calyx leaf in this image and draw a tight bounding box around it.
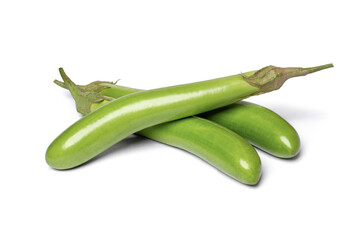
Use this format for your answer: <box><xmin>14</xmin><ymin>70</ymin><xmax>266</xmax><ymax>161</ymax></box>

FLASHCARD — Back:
<box><xmin>55</xmin><ymin>68</ymin><xmax>116</xmax><ymax>115</ymax></box>
<box><xmin>244</xmin><ymin>63</ymin><xmax>334</xmax><ymax>95</ymax></box>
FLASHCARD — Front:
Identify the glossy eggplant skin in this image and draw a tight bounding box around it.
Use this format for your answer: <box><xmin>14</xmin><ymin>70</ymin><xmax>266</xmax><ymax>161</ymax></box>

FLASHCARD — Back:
<box><xmin>101</xmin><ymin>87</ymin><xmax>300</xmax><ymax>158</ymax></box>
<box><xmin>47</xmin><ymin>64</ymin><xmax>332</xmax><ymax>169</ymax></box>
<box><xmin>139</xmin><ymin>117</ymin><xmax>261</xmax><ymax>185</ymax></box>
<box><xmin>201</xmin><ymin>102</ymin><xmax>300</xmax><ymax>158</ymax></box>
<box><xmin>56</xmin><ymin>83</ymin><xmax>262</xmax><ymax>184</ymax></box>
<box><xmin>46</xmin><ymin>75</ymin><xmax>259</xmax><ymax>170</ymax></box>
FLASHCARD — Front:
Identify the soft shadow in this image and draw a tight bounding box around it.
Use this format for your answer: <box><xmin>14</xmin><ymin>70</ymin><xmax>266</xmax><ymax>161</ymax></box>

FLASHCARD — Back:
<box><xmin>256</xmin><ymin>103</ymin><xmax>326</xmax><ymax>122</ymax></box>
<box><xmin>255</xmin><ymin>146</ymin><xmax>303</xmax><ymax>162</ymax></box>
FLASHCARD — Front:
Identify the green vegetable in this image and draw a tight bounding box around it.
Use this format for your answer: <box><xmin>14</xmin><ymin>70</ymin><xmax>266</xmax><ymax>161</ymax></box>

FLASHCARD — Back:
<box><xmin>138</xmin><ymin>117</ymin><xmax>261</xmax><ymax>184</ymax></box>
<box><xmin>58</xmin><ymin>80</ymin><xmax>301</xmax><ymax>158</ymax></box>
<box><xmin>55</xmin><ymin>83</ymin><xmax>262</xmax><ymax>185</ymax></box>
<box><xmin>46</xmin><ymin>64</ymin><xmax>332</xmax><ymax>170</ymax></box>
<box><xmin>201</xmin><ymin>102</ymin><xmax>300</xmax><ymax>158</ymax></box>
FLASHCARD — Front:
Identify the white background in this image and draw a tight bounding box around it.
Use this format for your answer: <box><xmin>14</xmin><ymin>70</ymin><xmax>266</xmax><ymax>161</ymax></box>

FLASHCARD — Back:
<box><xmin>1</xmin><ymin>0</ymin><xmax>359</xmax><ymax>239</ymax></box>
